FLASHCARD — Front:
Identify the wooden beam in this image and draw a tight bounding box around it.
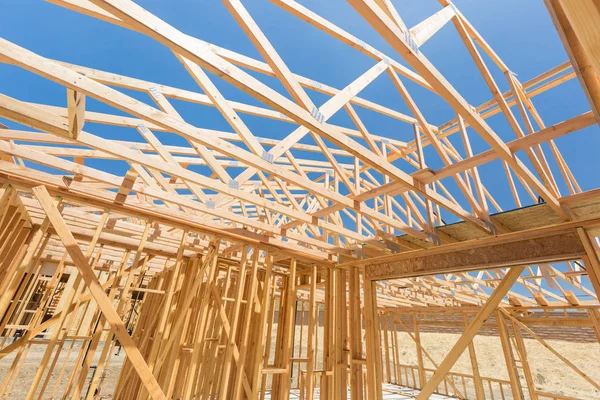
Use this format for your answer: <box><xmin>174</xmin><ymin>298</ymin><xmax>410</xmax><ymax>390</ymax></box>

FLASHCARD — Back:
<box><xmin>577</xmin><ymin>227</ymin><xmax>600</xmax><ymax>296</ymax></box>
<box><xmin>72</xmin><ymin>0</ymin><xmax>488</xmax><ymax>231</ymax></box>
<box><xmin>502</xmin><ymin>308</ymin><xmax>600</xmax><ymax>392</ymax></box>
<box><xmin>464</xmin><ymin>314</ymin><xmax>485</xmax><ymax>400</ymax></box>
<box><xmin>496</xmin><ymin>310</ymin><xmax>525</xmax><ymax>399</ymax></box>
<box><xmin>113</xmin><ymin>169</ymin><xmax>137</xmax><ymax>206</ymax></box>
<box><xmin>31</xmin><ymin>185</ymin><xmax>166</xmax><ymax>400</ymax></box>
<box><xmin>409</xmin><ymin>5</ymin><xmax>456</xmax><ymax>47</ymax></box>
<box><xmin>415</xmin><ymin>266</ymin><xmax>525</xmax><ymax>399</ymax></box>
<box><xmin>347</xmin><ymin>0</ymin><xmax>569</xmax><ymax>221</ymax></box>
<box><xmin>545</xmin><ymin>0</ymin><xmax>600</xmax><ymax>124</ymax></box>
<box><xmin>365</xmin><ymin>230</ymin><xmax>585</xmax><ymax>280</ymax></box>
<box><xmin>363</xmin><ymin>278</ymin><xmax>383</xmax><ymax>400</ymax></box>
<box><xmin>66</xmin><ymin>88</ymin><xmax>85</xmax><ymax>139</ymax></box>
<box><xmin>557</xmin><ymin>0</ymin><xmax>600</xmax><ymax>80</ymax></box>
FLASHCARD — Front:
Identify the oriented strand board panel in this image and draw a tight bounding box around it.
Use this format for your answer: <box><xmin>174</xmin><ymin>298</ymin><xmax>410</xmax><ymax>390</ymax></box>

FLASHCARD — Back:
<box><xmin>366</xmin><ymin>230</ymin><xmax>585</xmax><ymax>280</ymax></box>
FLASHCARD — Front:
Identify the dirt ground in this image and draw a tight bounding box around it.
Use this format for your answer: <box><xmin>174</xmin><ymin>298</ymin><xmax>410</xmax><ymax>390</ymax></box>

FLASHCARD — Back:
<box><xmin>0</xmin><ymin>341</ymin><xmax>125</xmax><ymax>399</ymax></box>
<box><xmin>1</xmin><ymin>331</ymin><xmax>599</xmax><ymax>399</ymax></box>
<box><xmin>389</xmin><ymin>331</ymin><xmax>600</xmax><ymax>400</ymax></box>
<box><xmin>286</xmin><ymin>327</ymin><xmax>600</xmax><ymax>400</ymax></box>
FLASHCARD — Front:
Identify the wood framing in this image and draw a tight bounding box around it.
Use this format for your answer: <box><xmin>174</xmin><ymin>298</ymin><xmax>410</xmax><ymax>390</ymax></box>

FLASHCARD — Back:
<box><xmin>1</xmin><ymin>0</ymin><xmax>599</xmax><ymax>399</ymax></box>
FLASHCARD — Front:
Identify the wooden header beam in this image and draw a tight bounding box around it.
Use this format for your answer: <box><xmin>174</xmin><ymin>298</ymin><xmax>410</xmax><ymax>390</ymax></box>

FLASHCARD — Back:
<box><xmin>365</xmin><ymin>229</ymin><xmax>585</xmax><ymax>280</ymax></box>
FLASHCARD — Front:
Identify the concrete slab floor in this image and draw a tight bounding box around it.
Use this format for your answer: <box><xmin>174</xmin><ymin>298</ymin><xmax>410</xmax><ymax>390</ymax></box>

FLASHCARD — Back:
<box><xmin>264</xmin><ymin>384</ymin><xmax>457</xmax><ymax>399</ymax></box>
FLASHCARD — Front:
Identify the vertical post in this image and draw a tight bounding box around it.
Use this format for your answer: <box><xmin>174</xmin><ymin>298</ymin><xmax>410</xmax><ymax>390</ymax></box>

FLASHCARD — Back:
<box><xmin>322</xmin><ymin>267</ymin><xmax>335</xmax><ymax>399</ymax></box>
<box><xmin>496</xmin><ymin>310</ymin><xmax>524</xmax><ymax>400</ymax></box>
<box><xmin>278</xmin><ymin>258</ymin><xmax>297</xmax><ymax>400</ymax></box>
<box><xmin>251</xmin><ymin>252</ymin><xmax>274</xmax><ymax>397</ymax></box>
<box><xmin>391</xmin><ymin>320</ymin><xmax>400</xmax><ymax>385</ymax></box>
<box><xmin>463</xmin><ymin>313</ymin><xmax>485</xmax><ymax>400</ymax></box>
<box><xmin>306</xmin><ymin>265</ymin><xmax>317</xmax><ymax>400</ymax></box>
<box><xmin>219</xmin><ymin>246</ymin><xmax>250</xmax><ymax>399</ymax></box>
<box><xmin>363</xmin><ymin>277</ymin><xmax>383</xmax><ymax>400</ymax></box>
<box><xmin>413</xmin><ymin>314</ymin><xmax>426</xmax><ymax>389</ymax></box>
<box><xmin>348</xmin><ymin>266</ymin><xmax>364</xmax><ymax>400</ymax></box>
<box><xmin>381</xmin><ymin>313</ymin><xmax>391</xmax><ymax>383</ymax></box>
<box><xmin>230</xmin><ymin>248</ymin><xmax>260</xmax><ymax>400</ymax></box>
<box><xmin>334</xmin><ymin>267</ymin><xmax>348</xmax><ymax>399</ymax></box>
<box><xmin>511</xmin><ymin>321</ymin><xmax>539</xmax><ymax>400</ymax></box>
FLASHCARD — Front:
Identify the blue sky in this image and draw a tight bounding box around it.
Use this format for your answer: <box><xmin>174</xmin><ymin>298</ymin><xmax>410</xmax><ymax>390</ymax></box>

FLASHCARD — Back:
<box><xmin>0</xmin><ymin>0</ymin><xmax>598</xmax><ymax>223</ymax></box>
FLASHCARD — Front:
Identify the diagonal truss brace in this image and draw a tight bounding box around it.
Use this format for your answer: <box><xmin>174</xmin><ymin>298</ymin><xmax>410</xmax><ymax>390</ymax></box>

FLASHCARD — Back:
<box><xmin>31</xmin><ymin>185</ymin><xmax>167</xmax><ymax>400</ymax></box>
